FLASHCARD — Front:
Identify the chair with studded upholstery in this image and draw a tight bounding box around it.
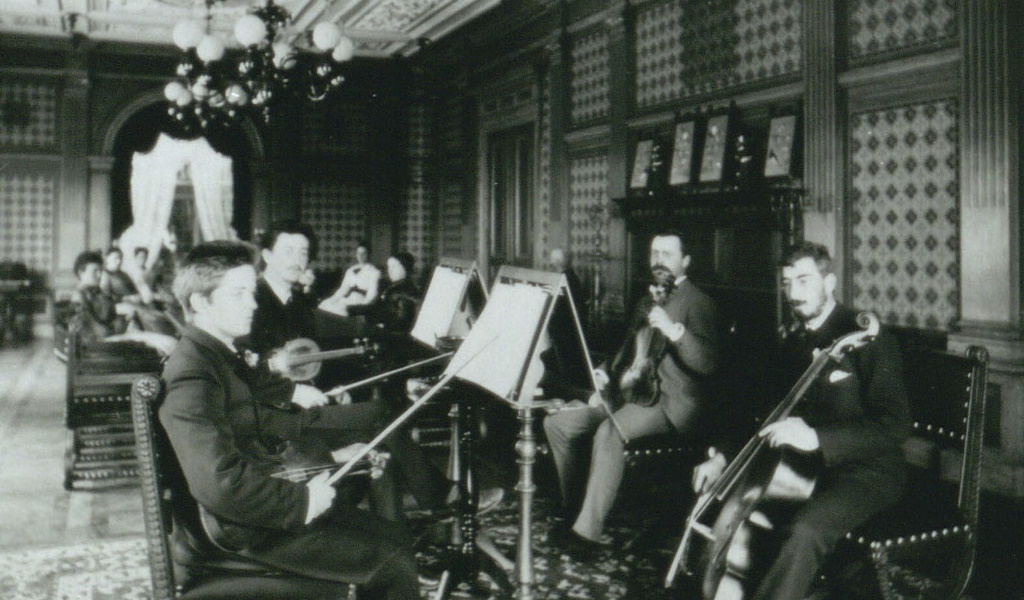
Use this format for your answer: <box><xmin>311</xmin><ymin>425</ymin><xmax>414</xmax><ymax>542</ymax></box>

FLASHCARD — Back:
<box><xmin>130</xmin><ymin>375</ymin><xmax>359</xmax><ymax>600</ymax></box>
<box><xmin>62</xmin><ymin>323</ymin><xmax>164</xmax><ymax>490</ymax></box>
<box><xmin>824</xmin><ymin>344</ymin><xmax>988</xmax><ymax>600</ymax></box>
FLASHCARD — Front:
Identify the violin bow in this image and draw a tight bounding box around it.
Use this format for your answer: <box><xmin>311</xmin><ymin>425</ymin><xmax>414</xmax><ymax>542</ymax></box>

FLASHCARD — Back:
<box><xmin>323</xmin><ymin>351</ymin><xmax>455</xmax><ymax>398</ymax></box>
<box><xmin>326</xmin><ymin>336</ymin><xmax>498</xmax><ymax>486</ymax></box>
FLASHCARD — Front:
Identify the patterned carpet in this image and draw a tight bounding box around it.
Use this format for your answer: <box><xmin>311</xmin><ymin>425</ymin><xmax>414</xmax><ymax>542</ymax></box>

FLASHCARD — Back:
<box><xmin>0</xmin><ymin>498</ymin><xmax>683</xmax><ymax>600</ymax></box>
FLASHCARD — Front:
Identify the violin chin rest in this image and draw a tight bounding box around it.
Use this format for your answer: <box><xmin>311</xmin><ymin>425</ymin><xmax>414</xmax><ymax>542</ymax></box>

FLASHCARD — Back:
<box><xmin>748</xmin><ymin>510</ymin><xmax>774</xmax><ymax>530</ymax></box>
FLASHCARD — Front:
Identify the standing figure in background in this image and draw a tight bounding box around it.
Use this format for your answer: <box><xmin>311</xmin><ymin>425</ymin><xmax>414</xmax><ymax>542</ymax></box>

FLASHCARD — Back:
<box><xmin>320</xmin><ymin>240</ymin><xmax>381</xmax><ymax>317</ymax></box>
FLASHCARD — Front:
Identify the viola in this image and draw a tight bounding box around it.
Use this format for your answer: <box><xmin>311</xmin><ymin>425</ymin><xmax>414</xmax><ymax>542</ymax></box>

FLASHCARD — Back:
<box><xmin>615</xmin><ymin>270</ymin><xmax>676</xmax><ymax>407</ymax></box>
<box><xmin>267</xmin><ymin>337</ymin><xmax>377</xmax><ymax>382</ymax></box>
<box><xmin>666</xmin><ymin>312</ymin><xmax>881</xmax><ymax>598</ymax></box>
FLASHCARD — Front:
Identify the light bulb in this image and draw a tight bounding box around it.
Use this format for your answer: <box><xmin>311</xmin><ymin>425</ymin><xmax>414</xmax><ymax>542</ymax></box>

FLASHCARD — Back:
<box><xmin>172</xmin><ymin>21</ymin><xmax>204</xmax><ymax>50</ymax></box>
<box><xmin>225</xmin><ymin>84</ymin><xmax>249</xmax><ymax>106</ymax></box>
<box><xmin>234</xmin><ymin>14</ymin><xmax>267</xmax><ymax>47</ymax></box>
<box><xmin>163</xmin><ymin>81</ymin><xmax>186</xmax><ymax>101</ymax></box>
<box><xmin>175</xmin><ymin>89</ymin><xmax>194</xmax><ymax>106</ymax></box>
<box><xmin>196</xmin><ymin>35</ymin><xmax>225</xmax><ymax>63</ymax></box>
<box><xmin>332</xmin><ymin>36</ymin><xmax>354</xmax><ymax>62</ymax></box>
<box><xmin>312</xmin><ymin>22</ymin><xmax>341</xmax><ymax>51</ymax></box>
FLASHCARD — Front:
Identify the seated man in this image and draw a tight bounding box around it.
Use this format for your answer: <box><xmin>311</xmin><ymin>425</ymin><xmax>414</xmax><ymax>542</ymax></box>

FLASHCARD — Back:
<box><xmin>543</xmin><ymin>231</ymin><xmax>719</xmax><ymax>557</ymax></box>
<box><xmin>71</xmin><ymin>250</ymin><xmax>126</xmax><ymax>343</ymax></box>
<box><xmin>320</xmin><ymin>239</ymin><xmax>381</xmax><ymax>317</ymax></box>
<box><xmin>100</xmin><ymin>247</ymin><xmax>142</xmax><ymax>305</ymax></box>
<box><xmin>690</xmin><ymin>242</ymin><xmax>910</xmax><ymax>600</ymax></box>
<box><xmin>160</xmin><ymin>241</ymin><xmax>421</xmax><ymax>599</ymax></box>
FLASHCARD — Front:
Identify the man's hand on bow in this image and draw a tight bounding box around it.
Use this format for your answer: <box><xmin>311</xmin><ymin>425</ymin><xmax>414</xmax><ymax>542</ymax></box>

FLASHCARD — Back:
<box><xmin>292</xmin><ymin>383</ymin><xmax>329</xmax><ymax>409</ymax></box>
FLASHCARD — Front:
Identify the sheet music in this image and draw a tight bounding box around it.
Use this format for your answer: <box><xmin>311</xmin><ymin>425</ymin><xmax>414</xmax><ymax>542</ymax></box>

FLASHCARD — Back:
<box><xmin>444</xmin><ymin>282</ymin><xmax>550</xmax><ymax>402</ymax></box>
<box><xmin>411</xmin><ymin>266</ymin><xmax>469</xmax><ymax>347</ymax></box>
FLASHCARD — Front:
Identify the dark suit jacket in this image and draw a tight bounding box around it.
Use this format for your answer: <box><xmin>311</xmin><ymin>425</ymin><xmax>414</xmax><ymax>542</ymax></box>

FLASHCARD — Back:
<box><xmin>608</xmin><ymin>278</ymin><xmax>719</xmax><ymax>431</ymax></box>
<box><xmin>778</xmin><ymin>303</ymin><xmax>911</xmax><ymax>486</ymax></box>
<box><xmin>160</xmin><ymin>325</ymin><xmax>309</xmax><ymax>548</ymax></box>
<box><xmin>245</xmin><ymin>277</ymin><xmax>317</xmax><ymax>356</ymax></box>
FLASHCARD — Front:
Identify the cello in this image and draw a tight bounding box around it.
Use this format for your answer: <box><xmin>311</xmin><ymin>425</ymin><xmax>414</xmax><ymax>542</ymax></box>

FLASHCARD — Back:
<box><xmin>666</xmin><ymin>311</ymin><xmax>880</xmax><ymax>599</ymax></box>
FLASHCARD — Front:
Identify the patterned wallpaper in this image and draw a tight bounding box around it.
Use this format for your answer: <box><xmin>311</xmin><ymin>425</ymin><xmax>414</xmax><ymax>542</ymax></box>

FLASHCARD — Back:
<box><xmin>301</xmin><ymin>181</ymin><xmax>369</xmax><ymax>270</ymax></box>
<box><xmin>674</xmin><ymin>0</ymin><xmax>801</xmax><ymax>99</ymax></box>
<box><xmin>0</xmin><ymin>80</ymin><xmax>58</xmax><ymax>149</ymax></box>
<box><xmin>568</xmin><ymin>154</ymin><xmax>608</xmax><ymax>261</ymax></box>
<box><xmin>848</xmin><ymin>0</ymin><xmax>958</xmax><ymax>61</ymax></box>
<box><xmin>300</xmin><ymin>101</ymin><xmax>371</xmax><ymax>157</ymax></box>
<box><xmin>570</xmin><ymin>27</ymin><xmax>610</xmax><ymax>126</ymax></box>
<box><xmin>850</xmin><ymin>100</ymin><xmax>959</xmax><ymax>330</ymax></box>
<box><xmin>635</xmin><ymin>0</ymin><xmax>684</xmax><ymax>109</ymax></box>
<box><xmin>539</xmin><ymin>77</ymin><xmax>551</xmax><ymax>265</ymax></box>
<box><xmin>435</xmin><ymin>90</ymin><xmax>474</xmax><ymax>259</ymax></box>
<box><xmin>0</xmin><ymin>170</ymin><xmax>55</xmax><ymax>273</ymax></box>
<box><xmin>399</xmin><ymin>102</ymin><xmax>435</xmax><ymax>267</ymax></box>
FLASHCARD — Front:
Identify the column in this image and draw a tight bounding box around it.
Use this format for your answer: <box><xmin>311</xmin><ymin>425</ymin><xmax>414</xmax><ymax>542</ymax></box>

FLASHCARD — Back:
<box><xmin>55</xmin><ymin>40</ymin><xmax>91</xmax><ymax>287</ymax></box>
<box><xmin>801</xmin><ymin>0</ymin><xmax>843</xmax><ymax>286</ymax></box>
<box><xmin>951</xmin><ymin>0</ymin><xmax>1024</xmax><ymax>467</ymax></box>
<box><xmin>87</xmin><ymin>156</ymin><xmax>113</xmax><ymax>250</ymax></box>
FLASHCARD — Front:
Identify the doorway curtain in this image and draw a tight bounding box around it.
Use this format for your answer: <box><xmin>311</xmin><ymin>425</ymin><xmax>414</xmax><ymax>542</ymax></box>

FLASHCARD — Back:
<box><xmin>117</xmin><ymin>133</ymin><xmax>236</xmax><ymax>274</ymax></box>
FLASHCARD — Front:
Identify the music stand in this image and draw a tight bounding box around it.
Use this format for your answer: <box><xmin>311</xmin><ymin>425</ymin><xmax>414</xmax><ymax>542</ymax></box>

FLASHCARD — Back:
<box><xmin>441</xmin><ymin>265</ymin><xmax>596</xmax><ymax>600</ymax></box>
<box><xmin>411</xmin><ymin>257</ymin><xmax>488</xmax><ymax>352</ymax></box>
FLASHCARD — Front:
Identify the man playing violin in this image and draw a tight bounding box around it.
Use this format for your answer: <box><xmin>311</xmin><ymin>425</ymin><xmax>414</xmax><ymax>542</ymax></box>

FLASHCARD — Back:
<box><xmin>160</xmin><ymin>241</ymin><xmax>422</xmax><ymax>599</ymax></box>
<box><xmin>691</xmin><ymin>241</ymin><xmax>910</xmax><ymax>600</ymax></box>
<box><xmin>544</xmin><ymin>230</ymin><xmax>719</xmax><ymax>557</ymax></box>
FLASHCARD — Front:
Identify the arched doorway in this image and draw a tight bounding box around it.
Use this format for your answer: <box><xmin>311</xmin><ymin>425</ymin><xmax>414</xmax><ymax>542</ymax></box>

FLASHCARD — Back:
<box><xmin>107</xmin><ymin>101</ymin><xmax>258</xmax><ymax>249</ymax></box>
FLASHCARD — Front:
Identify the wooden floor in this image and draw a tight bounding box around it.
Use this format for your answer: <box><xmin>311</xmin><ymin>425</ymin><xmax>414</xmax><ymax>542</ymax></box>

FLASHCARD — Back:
<box><xmin>0</xmin><ymin>337</ymin><xmax>144</xmax><ymax>551</ymax></box>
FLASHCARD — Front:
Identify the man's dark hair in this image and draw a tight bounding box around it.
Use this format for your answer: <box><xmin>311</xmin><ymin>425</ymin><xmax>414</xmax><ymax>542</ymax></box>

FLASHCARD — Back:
<box><xmin>174</xmin><ymin>241</ymin><xmax>257</xmax><ymax>318</ymax></box>
<box><xmin>781</xmin><ymin>241</ymin><xmax>833</xmax><ymax>275</ymax></box>
<box><xmin>651</xmin><ymin>229</ymin><xmax>687</xmax><ymax>255</ymax></box>
<box><xmin>260</xmin><ymin>220</ymin><xmax>318</xmax><ymax>261</ymax></box>
<box><xmin>73</xmin><ymin>251</ymin><xmax>103</xmax><ymax>277</ymax></box>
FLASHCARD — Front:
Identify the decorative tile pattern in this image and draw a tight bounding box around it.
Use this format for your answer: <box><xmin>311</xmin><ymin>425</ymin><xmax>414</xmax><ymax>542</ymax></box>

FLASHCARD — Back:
<box><xmin>354</xmin><ymin>0</ymin><xmax>446</xmax><ymax>32</ymax></box>
<box><xmin>635</xmin><ymin>0</ymin><xmax>684</xmax><ymax>109</ymax></box>
<box><xmin>399</xmin><ymin>103</ymin><xmax>436</xmax><ymax>266</ymax></box>
<box><xmin>568</xmin><ymin>154</ymin><xmax>608</xmax><ymax>260</ymax></box>
<box><xmin>435</xmin><ymin>91</ymin><xmax>472</xmax><ymax>258</ymax></box>
<box><xmin>570</xmin><ymin>28</ymin><xmax>610</xmax><ymax>125</ymax></box>
<box><xmin>0</xmin><ymin>170</ymin><xmax>55</xmax><ymax>273</ymax></box>
<box><xmin>848</xmin><ymin>0</ymin><xmax>958</xmax><ymax>60</ymax></box>
<box><xmin>0</xmin><ymin>80</ymin><xmax>57</xmax><ymax>149</ymax></box>
<box><xmin>850</xmin><ymin>100</ymin><xmax>959</xmax><ymax>330</ymax></box>
<box><xmin>301</xmin><ymin>181</ymin><xmax>368</xmax><ymax>270</ymax></box>
<box><xmin>678</xmin><ymin>0</ymin><xmax>801</xmax><ymax>97</ymax></box>
<box><xmin>301</xmin><ymin>101</ymin><xmax>370</xmax><ymax>157</ymax></box>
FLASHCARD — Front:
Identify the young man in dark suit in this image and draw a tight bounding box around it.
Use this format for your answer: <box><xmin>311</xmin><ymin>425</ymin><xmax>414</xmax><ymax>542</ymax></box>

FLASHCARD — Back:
<box><xmin>159</xmin><ymin>242</ymin><xmax>421</xmax><ymax>600</ymax></box>
<box><xmin>543</xmin><ymin>231</ymin><xmax>720</xmax><ymax>554</ymax></box>
<box><xmin>691</xmin><ymin>241</ymin><xmax>911</xmax><ymax>600</ymax></box>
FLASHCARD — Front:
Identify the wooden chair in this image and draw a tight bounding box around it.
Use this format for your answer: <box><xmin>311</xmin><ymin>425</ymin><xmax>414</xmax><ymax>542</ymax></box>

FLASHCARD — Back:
<box><xmin>826</xmin><ymin>345</ymin><xmax>988</xmax><ymax>600</ymax></box>
<box><xmin>130</xmin><ymin>375</ymin><xmax>357</xmax><ymax>600</ymax></box>
<box><xmin>63</xmin><ymin>323</ymin><xmax>163</xmax><ymax>489</ymax></box>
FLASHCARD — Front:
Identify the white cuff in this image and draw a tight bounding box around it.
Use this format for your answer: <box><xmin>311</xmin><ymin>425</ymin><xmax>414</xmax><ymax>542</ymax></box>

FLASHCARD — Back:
<box><xmin>666</xmin><ymin>322</ymin><xmax>686</xmax><ymax>342</ymax></box>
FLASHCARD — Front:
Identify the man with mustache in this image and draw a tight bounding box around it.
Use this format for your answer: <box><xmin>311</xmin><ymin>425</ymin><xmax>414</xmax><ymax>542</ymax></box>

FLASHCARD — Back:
<box><xmin>543</xmin><ymin>231</ymin><xmax>719</xmax><ymax>557</ymax></box>
<box><xmin>690</xmin><ymin>241</ymin><xmax>910</xmax><ymax>600</ymax></box>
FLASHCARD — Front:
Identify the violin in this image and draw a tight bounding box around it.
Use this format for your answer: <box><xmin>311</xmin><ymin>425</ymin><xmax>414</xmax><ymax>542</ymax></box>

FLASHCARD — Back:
<box><xmin>666</xmin><ymin>312</ymin><xmax>880</xmax><ymax>598</ymax></box>
<box><xmin>616</xmin><ymin>268</ymin><xmax>676</xmax><ymax>407</ymax></box>
<box><xmin>267</xmin><ymin>337</ymin><xmax>377</xmax><ymax>382</ymax></box>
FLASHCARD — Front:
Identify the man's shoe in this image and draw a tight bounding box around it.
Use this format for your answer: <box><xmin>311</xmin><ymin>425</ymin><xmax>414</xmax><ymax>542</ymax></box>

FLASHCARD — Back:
<box><xmin>560</xmin><ymin>529</ymin><xmax>603</xmax><ymax>562</ymax></box>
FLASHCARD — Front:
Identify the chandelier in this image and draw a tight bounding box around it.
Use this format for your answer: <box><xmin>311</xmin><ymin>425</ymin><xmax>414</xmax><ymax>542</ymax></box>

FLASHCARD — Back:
<box><xmin>163</xmin><ymin>0</ymin><xmax>354</xmax><ymax>131</ymax></box>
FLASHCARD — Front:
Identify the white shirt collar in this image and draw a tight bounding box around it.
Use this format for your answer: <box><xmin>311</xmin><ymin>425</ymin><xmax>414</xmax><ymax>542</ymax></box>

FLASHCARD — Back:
<box><xmin>804</xmin><ymin>299</ymin><xmax>837</xmax><ymax>332</ymax></box>
<box><xmin>263</xmin><ymin>274</ymin><xmax>292</xmax><ymax>305</ymax></box>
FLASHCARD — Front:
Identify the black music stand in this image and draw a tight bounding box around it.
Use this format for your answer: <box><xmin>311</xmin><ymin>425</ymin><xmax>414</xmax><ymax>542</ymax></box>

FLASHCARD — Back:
<box><xmin>436</xmin><ymin>266</ymin><xmax>596</xmax><ymax>600</ymax></box>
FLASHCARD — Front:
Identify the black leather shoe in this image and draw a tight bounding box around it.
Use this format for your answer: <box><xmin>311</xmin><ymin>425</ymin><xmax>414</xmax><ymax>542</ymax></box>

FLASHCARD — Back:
<box><xmin>560</xmin><ymin>530</ymin><xmax>603</xmax><ymax>562</ymax></box>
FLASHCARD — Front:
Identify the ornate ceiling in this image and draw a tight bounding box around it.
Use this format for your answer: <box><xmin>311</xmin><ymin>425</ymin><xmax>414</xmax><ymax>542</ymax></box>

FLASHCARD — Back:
<box><xmin>0</xmin><ymin>0</ymin><xmax>499</xmax><ymax>57</ymax></box>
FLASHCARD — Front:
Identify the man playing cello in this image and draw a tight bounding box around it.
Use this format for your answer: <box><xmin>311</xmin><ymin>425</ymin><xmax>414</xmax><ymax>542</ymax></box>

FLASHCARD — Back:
<box><xmin>691</xmin><ymin>241</ymin><xmax>911</xmax><ymax>600</ymax></box>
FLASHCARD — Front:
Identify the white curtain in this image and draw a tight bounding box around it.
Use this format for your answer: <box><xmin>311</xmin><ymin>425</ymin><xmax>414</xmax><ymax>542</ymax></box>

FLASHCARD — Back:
<box><xmin>118</xmin><ymin>133</ymin><xmax>236</xmax><ymax>275</ymax></box>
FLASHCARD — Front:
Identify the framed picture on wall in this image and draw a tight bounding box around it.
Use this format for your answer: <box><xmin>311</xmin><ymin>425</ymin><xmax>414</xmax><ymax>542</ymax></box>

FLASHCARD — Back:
<box><xmin>630</xmin><ymin>139</ymin><xmax>655</xmax><ymax>190</ymax></box>
<box><xmin>764</xmin><ymin>114</ymin><xmax>799</xmax><ymax>178</ymax></box>
<box><xmin>669</xmin><ymin>120</ymin><xmax>697</xmax><ymax>186</ymax></box>
<box><xmin>698</xmin><ymin>114</ymin><xmax>730</xmax><ymax>183</ymax></box>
